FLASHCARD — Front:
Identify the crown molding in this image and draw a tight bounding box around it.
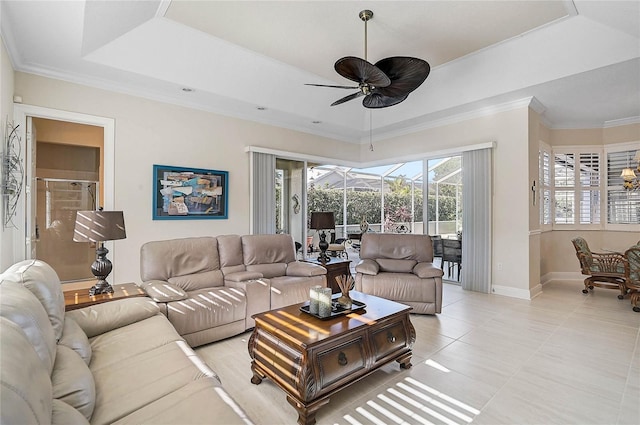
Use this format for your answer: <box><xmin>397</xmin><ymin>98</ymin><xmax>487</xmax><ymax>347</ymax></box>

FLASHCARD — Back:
<box><xmin>369</xmin><ymin>97</ymin><xmax>537</xmax><ymax>143</ymax></box>
<box><xmin>604</xmin><ymin>116</ymin><xmax>640</xmax><ymax>128</ymax></box>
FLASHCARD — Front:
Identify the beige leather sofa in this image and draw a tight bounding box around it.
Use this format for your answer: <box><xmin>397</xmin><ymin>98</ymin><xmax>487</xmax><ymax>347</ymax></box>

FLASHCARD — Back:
<box><xmin>0</xmin><ymin>259</ymin><xmax>253</xmax><ymax>425</ymax></box>
<box><xmin>355</xmin><ymin>233</ymin><xmax>444</xmax><ymax>314</ymax></box>
<box><xmin>139</xmin><ymin>234</ymin><xmax>327</xmax><ymax>347</ymax></box>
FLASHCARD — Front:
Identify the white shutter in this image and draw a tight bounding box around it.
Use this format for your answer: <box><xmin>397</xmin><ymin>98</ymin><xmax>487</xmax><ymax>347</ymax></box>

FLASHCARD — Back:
<box><xmin>607</xmin><ymin>150</ymin><xmax>640</xmax><ymax>224</ymax></box>
<box><xmin>554</xmin><ymin>153</ymin><xmax>575</xmax><ymax>224</ymax></box>
<box><xmin>540</xmin><ymin>149</ymin><xmax>551</xmax><ymax>225</ymax></box>
<box><xmin>578</xmin><ymin>153</ymin><xmax>600</xmax><ymax>224</ymax></box>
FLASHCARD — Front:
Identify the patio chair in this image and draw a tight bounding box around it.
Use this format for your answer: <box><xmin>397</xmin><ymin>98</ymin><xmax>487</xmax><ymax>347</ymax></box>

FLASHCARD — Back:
<box><xmin>430</xmin><ymin>235</ymin><xmax>443</xmax><ymax>264</ymax></box>
<box><xmin>441</xmin><ymin>238</ymin><xmax>462</xmax><ymax>281</ymax></box>
<box><xmin>624</xmin><ymin>245</ymin><xmax>640</xmax><ymax>312</ymax></box>
<box><xmin>328</xmin><ymin>231</ymin><xmax>348</xmax><ymax>259</ymax></box>
<box><xmin>571</xmin><ymin>237</ymin><xmax>627</xmax><ymax>299</ymax></box>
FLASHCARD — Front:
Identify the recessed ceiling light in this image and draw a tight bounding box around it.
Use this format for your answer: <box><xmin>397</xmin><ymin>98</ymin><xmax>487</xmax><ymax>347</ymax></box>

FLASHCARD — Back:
<box><xmin>256</xmin><ymin>106</ymin><xmax>267</xmax><ymax>111</ymax></box>
<box><xmin>312</xmin><ymin>121</ymin><xmax>322</xmax><ymax>124</ymax></box>
<box><xmin>181</xmin><ymin>87</ymin><xmax>194</xmax><ymax>92</ymax></box>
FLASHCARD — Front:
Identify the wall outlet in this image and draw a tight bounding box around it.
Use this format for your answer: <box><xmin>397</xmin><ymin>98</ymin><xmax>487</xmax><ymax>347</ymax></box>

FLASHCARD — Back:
<box><xmin>497</xmin><ymin>262</ymin><xmax>503</xmax><ymax>271</ymax></box>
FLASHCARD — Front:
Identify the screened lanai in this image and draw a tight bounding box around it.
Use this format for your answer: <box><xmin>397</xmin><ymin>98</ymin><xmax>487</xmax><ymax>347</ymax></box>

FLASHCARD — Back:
<box><xmin>306</xmin><ymin>157</ymin><xmax>462</xmax><ymax>240</ymax></box>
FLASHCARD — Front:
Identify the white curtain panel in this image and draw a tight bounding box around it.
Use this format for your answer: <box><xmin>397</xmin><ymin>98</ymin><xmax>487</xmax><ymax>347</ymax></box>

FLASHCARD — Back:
<box><xmin>251</xmin><ymin>152</ymin><xmax>276</xmax><ymax>234</ymax></box>
<box><xmin>461</xmin><ymin>148</ymin><xmax>493</xmax><ymax>293</ymax></box>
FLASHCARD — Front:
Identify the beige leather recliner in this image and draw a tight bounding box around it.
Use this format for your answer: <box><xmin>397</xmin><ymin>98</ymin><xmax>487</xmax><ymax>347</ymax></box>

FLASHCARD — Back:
<box><xmin>0</xmin><ymin>259</ymin><xmax>252</xmax><ymax>425</ymax></box>
<box><xmin>355</xmin><ymin>233</ymin><xmax>444</xmax><ymax>314</ymax></box>
<box><xmin>139</xmin><ymin>234</ymin><xmax>327</xmax><ymax>346</ymax></box>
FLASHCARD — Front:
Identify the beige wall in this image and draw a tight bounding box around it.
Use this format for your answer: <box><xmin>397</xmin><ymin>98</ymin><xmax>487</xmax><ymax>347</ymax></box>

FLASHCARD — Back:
<box><xmin>0</xmin><ymin>37</ymin><xmax>15</xmax><ymax>271</ymax></box>
<box><xmin>542</xmin><ymin>123</ymin><xmax>640</xmax><ymax>280</ymax></box>
<box><xmin>603</xmin><ymin>123</ymin><xmax>640</xmax><ymax>145</ymax></box>
<box><xmin>541</xmin><ymin>230</ymin><xmax>640</xmax><ymax>278</ymax></box>
<box><xmin>14</xmin><ymin>72</ymin><xmax>359</xmax><ymax>284</ymax></box>
<box><xmin>549</xmin><ymin>128</ymin><xmax>604</xmax><ymax>146</ymax></box>
<box><xmin>549</xmin><ymin>124</ymin><xmax>640</xmax><ymax>146</ymax></box>
<box><xmin>13</xmin><ymin>72</ymin><xmax>535</xmax><ymax>293</ymax></box>
<box><xmin>366</xmin><ymin>106</ymin><xmax>533</xmax><ymax>297</ymax></box>
<box><xmin>9</xmin><ymin>69</ymin><xmax>638</xmax><ymax>296</ymax></box>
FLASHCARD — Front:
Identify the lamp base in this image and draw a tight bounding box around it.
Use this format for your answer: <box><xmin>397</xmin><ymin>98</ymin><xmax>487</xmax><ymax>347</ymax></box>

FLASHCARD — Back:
<box><xmin>318</xmin><ymin>231</ymin><xmax>331</xmax><ymax>263</ymax></box>
<box><xmin>89</xmin><ymin>280</ymin><xmax>114</xmax><ymax>296</ymax></box>
<box><xmin>89</xmin><ymin>243</ymin><xmax>114</xmax><ymax>296</ymax></box>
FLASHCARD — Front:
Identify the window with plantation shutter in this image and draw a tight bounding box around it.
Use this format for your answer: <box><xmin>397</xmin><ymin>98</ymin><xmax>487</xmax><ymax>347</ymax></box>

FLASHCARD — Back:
<box><xmin>546</xmin><ymin>144</ymin><xmax>638</xmax><ymax>229</ymax></box>
<box><xmin>578</xmin><ymin>153</ymin><xmax>600</xmax><ymax>224</ymax></box>
<box><xmin>607</xmin><ymin>149</ymin><xmax>640</xmax><ymax>224</ymax></box>
<box><xmin>539</xmin><ymin>146</ymin><xmax>551</xmax><ymax>226</ymax></box>
<box><xmin>550</xmin><ymin>149</ymin><xmax>601</xmax><ymax>227</ymax></box>
<box><xmin>554</xmin><ymin>153</ymin><xmax>575</xmax><ymax>224</ymax></box>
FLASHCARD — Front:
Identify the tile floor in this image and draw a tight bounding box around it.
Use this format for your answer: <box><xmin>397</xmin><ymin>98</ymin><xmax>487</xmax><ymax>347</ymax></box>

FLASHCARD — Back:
<box><xmin>196</xmin><ymin>280</ymin><xmax>640</xmax><ymax>425</ymax></box>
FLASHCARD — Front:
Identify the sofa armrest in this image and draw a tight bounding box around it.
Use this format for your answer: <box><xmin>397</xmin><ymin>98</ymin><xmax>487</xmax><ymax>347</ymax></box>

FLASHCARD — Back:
<box><xmin>65</xmin><ymin>298</ymin><xmax>160</xmax><ymax>338</ymax></box>
<box><xmin>223</xmin><ymin>271</ymin><xmax>264</xmax><ymax>282</ymax></box>
<box><xmin>286</xmin><ymin>261</ymin><xmax>327</xmax><ymax>277</ymax></box>
<box><xmin>413</xmin><ymin>262</ymin><xmax>444</xmax><ymax>279</ymax></box>
<box><xmin>355</xmin><ymin>259</ymin><xmax>380</xmax><ymax>275</ymax></box>
<box><xmin>139</xmin><ymin>280</ymin><xmax>188</xmax><ymax>302</ymax></box>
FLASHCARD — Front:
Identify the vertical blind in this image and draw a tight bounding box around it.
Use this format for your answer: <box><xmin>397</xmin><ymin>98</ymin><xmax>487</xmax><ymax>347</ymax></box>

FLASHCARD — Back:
<box><xmin>251</xmin><ymin>152</ymin><xmax>276</xmax><ymax>234</ymax></box>
<box><xmin>460</xmin><ymin>148</ymin><xmax>492</xmax><ymax>293</ymax></box>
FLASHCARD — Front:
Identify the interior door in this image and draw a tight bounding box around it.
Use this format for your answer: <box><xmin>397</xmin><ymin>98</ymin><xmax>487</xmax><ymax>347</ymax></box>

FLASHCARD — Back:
<box><xmin>26</xmin><ymin>116</ymin><xmax>37</xmax><ymax>259</ymax></box>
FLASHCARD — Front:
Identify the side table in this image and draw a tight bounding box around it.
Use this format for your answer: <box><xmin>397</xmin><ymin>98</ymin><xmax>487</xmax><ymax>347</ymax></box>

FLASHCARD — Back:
<box><xmin>63</xmin><ymin>282</ymin><xmax>146</xmax><ymax>311</ymax></box>
<box><xmin>304</xmin><ymin>258</ymin><xmax>351</xmax><ymax>293</ymax></box>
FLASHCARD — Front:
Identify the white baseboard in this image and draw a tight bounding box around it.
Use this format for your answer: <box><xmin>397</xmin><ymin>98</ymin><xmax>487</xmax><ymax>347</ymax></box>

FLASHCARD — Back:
<box><xmin>491</xmin><ymin>273</ymin><xmax>584</xmax><ymax>300</ymax></box>
<box><xmin>491</xmin><ymin>285</ymin><xmax>540</xmax><ymax>300</ymax></box>
<box><xmin>541</xmin><ymin>272</ymin><xmax>583</xmax><ymax>285</ymax></box>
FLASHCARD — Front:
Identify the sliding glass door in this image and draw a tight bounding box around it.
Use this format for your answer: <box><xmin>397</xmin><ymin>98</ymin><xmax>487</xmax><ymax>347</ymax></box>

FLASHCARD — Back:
<box><xmin>275</xmin><ymin>158</ymin><xmax>306</xmax><ymax>254</ymax></box>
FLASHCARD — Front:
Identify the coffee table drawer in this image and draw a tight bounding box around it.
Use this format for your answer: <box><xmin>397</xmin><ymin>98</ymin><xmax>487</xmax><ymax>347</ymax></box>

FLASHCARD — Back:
<box><xmin>371</xmin><ymin>320</ymin><xmax>408</xmax><ymax>361</ymax></box>
<box><xmin>251</xmin><ymin>328</ymin><xmax>302</xmax><ymax>384</ymax></box>
<box><xmin>317</xmin><ymin>335</ymin><xmax>366</xmax><ymax>389</ymax></box>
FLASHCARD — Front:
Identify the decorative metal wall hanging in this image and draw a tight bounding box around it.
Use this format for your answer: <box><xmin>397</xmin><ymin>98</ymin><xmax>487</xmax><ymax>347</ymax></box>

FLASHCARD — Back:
<box><xmin>2</xmin><ymin>120</ymin><xmax>24</xmax><ymax>228</ymax></box>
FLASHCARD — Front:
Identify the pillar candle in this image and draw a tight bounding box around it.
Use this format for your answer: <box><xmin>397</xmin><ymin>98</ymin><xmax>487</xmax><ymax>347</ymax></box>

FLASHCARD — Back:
<box><xmin>318</xmin><ymin>287</ymin><xmax>332</xmax><ymax>317</ymax></box>
<box><xmin>309</xmin><ymin>285</ymin><xmax>322</xmax><ymax>315</ymax></box>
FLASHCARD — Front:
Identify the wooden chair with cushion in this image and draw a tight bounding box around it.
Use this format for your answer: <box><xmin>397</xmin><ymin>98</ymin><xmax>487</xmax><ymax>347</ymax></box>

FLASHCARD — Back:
<box><xmin>571</xmin><ymin>237</ymin><xmax>627</xmax><ymax>299</ymax></box>
<box><xmin>623</xmin><ymin>245</ymin><xmax>640</xmax><ymax>312</ymax></box>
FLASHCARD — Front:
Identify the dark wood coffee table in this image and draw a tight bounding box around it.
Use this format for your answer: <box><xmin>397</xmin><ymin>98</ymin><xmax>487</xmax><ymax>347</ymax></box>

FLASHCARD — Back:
<box><xmin>248</xmin><ymin>291</ymin><xmax>415</xmax><ymax>425</ymax></box>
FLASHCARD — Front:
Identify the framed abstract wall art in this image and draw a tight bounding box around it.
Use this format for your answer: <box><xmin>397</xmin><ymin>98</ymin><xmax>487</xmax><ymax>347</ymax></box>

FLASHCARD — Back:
<box><xmin>153</xmin><ymin>164</ymin><xmax>228</xmax><ymax>220</ymax></box>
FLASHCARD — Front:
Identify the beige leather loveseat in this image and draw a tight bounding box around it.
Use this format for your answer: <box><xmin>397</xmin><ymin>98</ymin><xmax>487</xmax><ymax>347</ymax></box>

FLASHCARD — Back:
<box><xmin>139</xmin><ymin>234</ymin><xmax>327</xmax><ymax>347</ymax></box>
<box><xmin>355</xmin><ymin>233</ymin><xmax>444</xmax><ymax>314</ymax></box>
<box><xmin>0</xmin><ymin>259</ymin><xmax>253</xmax><ymax>425</ymax></box>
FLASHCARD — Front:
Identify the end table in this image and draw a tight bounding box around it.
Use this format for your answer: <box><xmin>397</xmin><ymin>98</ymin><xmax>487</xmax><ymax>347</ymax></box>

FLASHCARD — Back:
<box><xmin>63</xmin><ymin>282</ymin><xmax>145</xmax><ymax>311</ymax></box>
<box><xmin>304</xmin><ymin>258</ymin><xmax>351</xmax><ymax>293</ymax></box>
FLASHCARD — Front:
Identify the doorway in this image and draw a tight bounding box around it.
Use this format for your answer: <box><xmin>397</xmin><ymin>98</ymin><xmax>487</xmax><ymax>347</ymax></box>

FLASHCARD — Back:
<box><xmin>275</xmin><ymin>158</ymin><xmax>306</xmax><ymax>257</ymax></box>
<box><xmin>425</xmin><ymin>155</ymin><xmax>463</xmax><ymax>282</ymax></box>
<box><xmin>11</xmin><ymin>104</ymin><xmax>115</xmax><ymax>283</ymax></box>
<box><xmin>33</xmin><ymin>118</ymin><xmax>104</xmax><ymax>281</ymax></box>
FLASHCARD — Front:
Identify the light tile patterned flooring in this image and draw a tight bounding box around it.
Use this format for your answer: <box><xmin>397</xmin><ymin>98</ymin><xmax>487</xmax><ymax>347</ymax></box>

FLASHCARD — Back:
<box><xmin>196</xmin><ymin>280</ymin><xmax>640</xmax><ymax>425</ymax></box>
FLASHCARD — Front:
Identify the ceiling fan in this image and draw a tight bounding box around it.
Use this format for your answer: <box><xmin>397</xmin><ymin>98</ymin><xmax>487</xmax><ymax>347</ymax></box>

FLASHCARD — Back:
<box><xmin>307</xmin><ymin>10</ymin><xmax>430</xmax><ymax>108</ymax></box>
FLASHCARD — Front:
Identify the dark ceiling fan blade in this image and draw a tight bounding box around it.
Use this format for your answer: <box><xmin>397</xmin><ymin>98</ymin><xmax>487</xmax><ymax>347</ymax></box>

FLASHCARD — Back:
<box><xmin>363</xmin><ymin>92</ymin><xmax>408</xmax><ymax>109</ymax></box>
<box><xmin>374</xmin><ymin>57</ymin><xmax>430</xmax><ymax>98</ymax></box>
<box><xmin>305</xmin><ymin>83</ymin><xmax>359</xmax><ymax>89</ymax></box>
<box><xmin>331</xmin><ymin>91</ymin><xmax>365</xmax><ymax>106</ymax></box>
<box><xmin>334</xmin><ymin>56</ymin><xmax>391</xmax><ymax>87</ymax></box>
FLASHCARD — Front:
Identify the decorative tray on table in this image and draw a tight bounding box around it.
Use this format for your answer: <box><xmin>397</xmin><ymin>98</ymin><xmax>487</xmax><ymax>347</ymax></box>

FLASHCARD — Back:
<box><xmin>300</xmin><ymin>295</ymin><xmax>366</xmax><ymax>320</ymax></box>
